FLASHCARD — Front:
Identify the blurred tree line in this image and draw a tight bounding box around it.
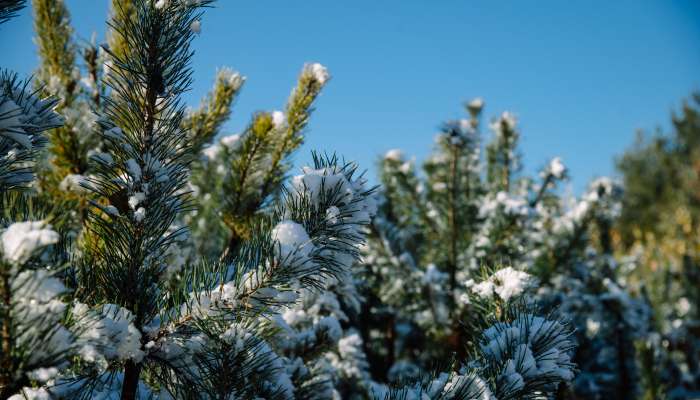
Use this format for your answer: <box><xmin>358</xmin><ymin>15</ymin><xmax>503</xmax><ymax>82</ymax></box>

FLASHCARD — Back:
<box><xmin>617</xmin><ymin>93</ymin><xmax>700</xmax><ymax>399</ymax></box>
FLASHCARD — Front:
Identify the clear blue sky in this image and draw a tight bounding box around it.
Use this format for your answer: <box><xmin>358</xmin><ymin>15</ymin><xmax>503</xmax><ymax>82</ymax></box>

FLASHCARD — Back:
<box><xmin>2</xmin><ymin>1</ymin><xmax>699</xmax><ymax>192</ymax></box>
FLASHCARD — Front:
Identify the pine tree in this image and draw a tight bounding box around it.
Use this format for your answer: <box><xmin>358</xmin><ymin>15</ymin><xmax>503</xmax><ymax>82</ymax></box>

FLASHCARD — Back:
<box><xmin>617</xmin><ymin>93</ymin><xmax>700</xmax><ymax>399</ymax></box>
<box><xmin>0</xmin><ymin>0</ymin><xmax>575</xmax><ymax>400</ymax></box>
<box><xmin>0</xmin><ymin>2</ymin><xmax>72</xmax><ymax>398</ymax></box>
<box><xmin>355</xmin><ymin>99</ymin><xmax>644</xmax><ymax>399</ymax></box>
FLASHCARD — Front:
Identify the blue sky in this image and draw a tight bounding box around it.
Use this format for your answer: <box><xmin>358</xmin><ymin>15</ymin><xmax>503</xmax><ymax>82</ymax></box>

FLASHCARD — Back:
<box><xmin>2</xmin><ymin>0</ymin><xmax>699</xmax><ymax>192</ymax></box>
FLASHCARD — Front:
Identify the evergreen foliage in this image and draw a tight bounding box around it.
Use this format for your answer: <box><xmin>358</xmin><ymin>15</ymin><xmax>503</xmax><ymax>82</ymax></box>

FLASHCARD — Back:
<box><xmin>2</xmin><ymin>0</ymin><xmax>698</xmax><ymax>398</ymax></box>
<box><xmin>617</xmin><ymin>94</ymin><xmax>700</xmax><ymax>399</ymax></box>
<box><xmin>356</xmin><ymin>101</ymin><xmax>648</xmax><ymax>399</ymax></box>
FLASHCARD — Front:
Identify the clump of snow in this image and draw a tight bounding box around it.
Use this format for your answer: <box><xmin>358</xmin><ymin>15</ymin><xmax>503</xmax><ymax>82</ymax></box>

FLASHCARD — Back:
<box><xmin>481</xmin><ymin>313</ymin><xmax>575</xmax><ymax>390</ymax></box>
<box><xmin>126</xmin><ymin>159</ymin><xmax>142</xmax><ymax>181</ymax></box>
<box><xmin>1</xmin><ymin>221</ymin><xmax>59</xmax><ymax>264</ymax></box>
<box><xmin>467</xmin><ymin>97</ymin><xmax>484</xmax><ymax>111</ymax></box>
<box><xmin>201</xmin><ymin>133</ymin><xmax>242</xmax><ymax>161</ymax></box>
<box><xmin>326</xmin><ymin>205</ymin><xmax>341</xmax><ymax>224</ymax></box>
<box><xmin>8</xmin><ymin>387</ymin><xmax>52</xmax><ymax>400</ymax></box>
<box><xmin>490</xmin><ymin>111</ymin><xmax>517</xmax><ymax>135</ymax></box>
<box><xmin>490</xmin><ymin>267</ymin><xmax>534</xmax><ymax>301</ymax></box>
<box><xmin>90</xmin><ymin>151</ymin><xmax>114</xmax><ymax>165</ymax></box>
<box><xmin>0</xmin><ymin>99</ymin><xmax>29</xmax><ymax>149</ymax></box>
<box><xmin>586</xmin><ymin>318</ymin><xmax>601</xmax><ymax>337</ymax></box>
<box><xmin>221</xmin><ymin>134</ymin><xmax>242</xmax><ymax>149</ymax></box>
<box><xmin>73</xmin><ymin>303</ymin><xmax>145</xmax><ymax>363</ymax></box>
<box><xmin>272</xmin><ymin>110</ymin><xmax>286</xmax><ymax>129</ymax></box>
<box><xmin>272</xmin><ymin>220</ymin><xmax>313</xmax><ymax>260</ymax></box>
<box><xmin>553</xmin><ymin>177</ymin><xmax>621</xmax><ymax>234</ymax></box>
<box><xmin>218</xmin><ymin>68</ymin><xmax>245</xmax><ymax>90</ymax></box>
<box><xmin>190</xmin><ymin>19</ymin><xmax>201</xmax><ymax>34</ymax></box>
<box><xmin>291</xmin><ymin>166</ymin><xmax>354</xmax><ymax>207</ymax></box>
<box><xmin>548</xmin><ymin>157</ymin><xmax>566</xmax><ymax>179</ymax></box>
<box><xmin>59</xmin><ymin>173</ymin><xmax>91</xmax><ymax>193</ymax></box>
<box><xmin>28</xmin><ymin>367</ymin><xmax>60</xmax><ymax>382</ymax></box>
<box><xmin>479</xmin><ymin>191</ymin><xmax>529</xmax><ymax>218</ymax></box>
<box><xmin>104</xmin><ymin>126</ymin><xmax>124</xmax><ymax>141</ymax></box>
<box><xmin>128</xmin><ymin>192</ymin><xmax>146</xmax><ymax>209</ymax></box>
<box><xmin>134</xmin><ymin>207</ymin><xmax>146</xmax><ymax>222</ymax></box>
<box><xmin>432</xmin><ymin>182</ymin><xmax>447</xmax><ymax>192</ymax></box>
<box><xmin>384</xmin><ymin>148</ymin><xmax>403</xmax><ymax>161</ymax></box>
<box><xmin>422</xmin><ymin>264</ymin><xmax>447</xmax><ymax>287</ymax></box>
<box><xmin>676</xmin><ymin>297</ymin><xmax>691</xmax><ymax>317</ymax></box>
<box><xmin>540</xmin><ymin>157</ymin><xmax>566</xmax><ymax>179</ymax></box>
<box><xmin>304</xmin><ymin>62</ymin><xmax>330</xmax><ymax>85</ymax></box>
<box><xmin>105</xmin><ymin>205</ymin><xmax>120</xmax><ymax>216</ymax></box>
<box><xmin>467</xmin><ymin>267</ymin><xmax>534</xmax><ymax>302</ymax></box>
<box><xmin>10</xmin><ymin>268</ymin><xmax>73</xmax><ymax>373</ymax></box>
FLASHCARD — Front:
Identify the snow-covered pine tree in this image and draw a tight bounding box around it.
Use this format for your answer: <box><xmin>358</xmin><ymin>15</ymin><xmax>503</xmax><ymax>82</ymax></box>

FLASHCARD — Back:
<box><xmin>30</xmin><ymin>0</ymin><xmax>102</xmax><ymax>234</ymax></box>
<box><xmin>0</xmin><ymin>2</ymin><xmax>71</xmax><ymax>398</ymax></box>
<box><xmin>187</xmin><ymin>61</ymin><xmax>331</xmax><ymax>260</ymax></box>
<box><xmin>356</xmin><ymin>99</ymin><xmax>646</xmax><ymax>399</ymax></box>
<box><xmin>3</xmin><ymin>1</ymin><xmax>376</xmax><ymax>398</ymax></box>
<box><xmin>2</xmin><ymin>0</ymin><xmax>573</xmax><ymax>400</ymax></box>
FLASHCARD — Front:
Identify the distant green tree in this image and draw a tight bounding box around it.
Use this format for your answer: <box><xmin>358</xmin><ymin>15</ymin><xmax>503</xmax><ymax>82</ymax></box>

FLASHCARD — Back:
<box><xmin>617</xmin><ymin>93</ymin><xmax>700</xmax><ymax>399</ymax></box>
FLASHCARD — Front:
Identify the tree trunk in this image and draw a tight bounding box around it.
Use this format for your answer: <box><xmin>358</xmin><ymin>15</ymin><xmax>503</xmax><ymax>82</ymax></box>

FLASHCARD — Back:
<box><xmin>121</xmin><ymin>360</ymin><xmax>142</xmax><ymax>400</ymax></box>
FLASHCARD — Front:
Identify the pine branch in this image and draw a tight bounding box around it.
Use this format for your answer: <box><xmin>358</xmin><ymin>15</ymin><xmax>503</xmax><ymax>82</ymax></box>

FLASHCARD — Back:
<box><xmin>108</xmin><ymin>0</ymin><xmax>137</xmax><ymax>61</ymax></box>
<box><xmin>0</xmin><ymin>71</ymin><xmax>61</xmax><ymax>191</ymax></box>
<box><xmin>0</xmin><ymin>0</ymin><xmax>24</xmax><ymax>25</ymax></box>
<box><xmin>79</xmin><ymin>1</ymin><xmax>211</xmax><ymax>399</ymax></box>
<box><xmin>184</xmin><ymin>67</ymin><xmax>244</xmax><ymax>155</ymax></box>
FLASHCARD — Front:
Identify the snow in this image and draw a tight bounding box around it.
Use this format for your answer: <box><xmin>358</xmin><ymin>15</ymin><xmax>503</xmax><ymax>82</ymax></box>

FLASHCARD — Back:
<box><xmin>548</xmin><ymin>157</ymin><xmax>566</xmax><ymax>179</ymax></box>
<box><xmin>468</xmin><ymin>97</ymin><xmax>484</xmax><ymax>111</ymax></box>
<box><xmin>291</xmin><ymin>166</ymin><xmax>353</xmax><ymax>206</ymax></box>
<box><xmin>59</xmin><ymin>173</ymin><xmax>90</xmax><ymax>193</ymax></box>
<box><xmin>304</xmin><ymin>62</ymin><xmax>330</xmax><ymax>85</ymax></box>
<box><xmin>272</xmin><ymin>220</ymin><xmax>313</xmax><ymax>260</ymax></box>
<box><xmin>0</xmin><ymin>99</ymin><xmax>29</xmax><ymax>148</ymax></box>
<box><xmin>104</xmin><ymin>126</ymin><xmax>124</xmax><ymax>140</ymax></box>
<box><xmin>272</xmin><ymin>110</ymin><xmax>286</xmax><ymax>129</ymax></box>
<box><xmin>432</xmin><ymin>182</ymin><xmax>447</xmax><ymax>192</ymax></box>
<box><xmin>0</xmin><ymin>99</ymin><xmax>22</xmax><ymax>128</ymax></box>
<box><xmin>8</xmin><ymin>388</ymin><xmax>51</xmax><ymax>400</ymax></box>
<box><xmin>90</xmin><ymin>151</ymin><xmax>114</xmax><ymax>165</ymax></box>
<box><xmin>326</xmin><ymin>205</ymin><xmax>341</xmax><ymax>224</ymax></box>
<box><xmin>1</xmin><ymin>221</ymin><xmax>59</xmax><ymax>264</ymax></box>
<box><xmin>73</xmin><ymin>303</ymin><xmax>145</xmax><ymax>363</ymax></box>
<box><xmin>190</xmin><ymin>19</ymin><xmax>201</xmax><ymax>34</ymax></box>
<box><xmin>677</xmin><ymin>297</ymin><xmax>691</xmax><ymax>317</ymax></box>
<box><xmin>469</xmin><ymin>267</ymin><xmax>533</xmax><ymax>302</ymax></box>
<box><xmin>134</xmin><ymin>207</ymin><xmax>146</xmax><ymax>222</ymax></box>
<box><xmin>105</xmin><ymin>205</ymin><xmax>120</xmax><ymax>216</ymax></box>
<box><xmin>586</xmin><ymin>318</ymin><xmax>601</xmax><ymax>337</ymax></box>
<box><xmin>384</xmin><ymin>148</ymin><xmax>403</xmax><ymax>161</ymax></box>
<box><xmin>126</xmin><ymin>159</ymin><xmax>142</xmax><ymax>181</ymax></box>
<box><xmin>490</xmin><ymin>267</ymin><xmax>533</xmax><ymax>301</ymax></box>
<box><xmin>201</xmin><ymin>144</ymin><xmax>221</xmax><ymax>161</ymax></box>
<box><xmin>472</xmin><ymin>280</ymin><xmax>495</xmax><ymax>299</ymax></box>
<box><xmin>481</xmin><ymin>314</ymin><xmax>575</xmax><ymax>392</ymax></box>
<box><xmin>219</xmin><ymin>68</ymin><xmax>245</xmax><ymax>89</ymax></box>
<box><xmin>501</xmin><ymin>359</ymin><xmax>525</xmax><ymax>391</ymax></box>
<box><xmin>28</xmin><ymin>367</ymin><xmax>59</xmax><ymax>382</ymax></box>
<box><xmin>318</xmin><ymin>316</ymin><xmax>343</xmax><ymax>342</ymax></box>
<box><xmin>203</xmin><ymin>134</ymin><xmax>242</xmax><ymax>162</ymax></box>
<box><xmin>9</xmin><ymin>268</ymin><xmax>73</xmax><ymax>374</ymax></box>
<box><xmin>128</xmin><ymin>192</ymin><xmax>146</xmax><ymax>209</ymax></box>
